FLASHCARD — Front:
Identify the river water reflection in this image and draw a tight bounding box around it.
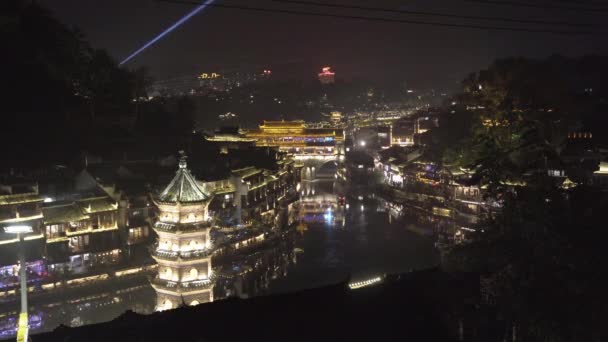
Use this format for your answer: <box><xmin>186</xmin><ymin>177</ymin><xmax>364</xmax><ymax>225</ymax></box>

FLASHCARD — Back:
<box><xmin>0</xmin><ymin>180</ymin><xmax>439</xmax><ymax>339</ymax></box>
<box><xmin>271</xmin><ymin>180</ymin><xmax>439</xmax><ymax>293</ymax></box>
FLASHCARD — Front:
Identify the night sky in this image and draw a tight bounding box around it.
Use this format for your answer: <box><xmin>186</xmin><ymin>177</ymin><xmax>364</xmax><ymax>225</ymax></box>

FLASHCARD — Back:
<box><xmin>41</xmin><ymin>0</ymin><xmax>607</xmax><ymax>87</ymax></box>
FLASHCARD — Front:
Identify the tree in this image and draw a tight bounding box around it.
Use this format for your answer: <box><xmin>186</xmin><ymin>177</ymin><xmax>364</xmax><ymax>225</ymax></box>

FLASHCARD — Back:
<box><xmin>442</xmin><ymin>56</ymin><xmax>608</xmax><ymax>341</ymax></box>
<box><xmin>0</xmin><ymin>1</ymin><xmax>168</xmax><ymax>164</ymax></box>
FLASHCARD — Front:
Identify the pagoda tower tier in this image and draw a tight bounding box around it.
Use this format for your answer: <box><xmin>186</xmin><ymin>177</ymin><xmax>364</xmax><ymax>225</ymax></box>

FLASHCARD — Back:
<box><xmin>153</xmin><ymin>284</ymin><xmax>214</xmax><ymax>311</ymax></box>
<box><xmin>150</xmin><ymin>152</ymin><xmax>216</xmax><ymax>311</ymax></box>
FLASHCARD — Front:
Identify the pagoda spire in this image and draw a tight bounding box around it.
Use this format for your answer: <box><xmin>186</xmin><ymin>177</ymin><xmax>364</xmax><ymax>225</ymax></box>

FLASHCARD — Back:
<box><xmin>178</xmin><ymin>150</ymin><xmax>188</xmax><ymax>169</ymax></box>
<box><xmin>157</xmin><ymin>151</ymin><xmax>208</xmax><ymax>203</ymax></box>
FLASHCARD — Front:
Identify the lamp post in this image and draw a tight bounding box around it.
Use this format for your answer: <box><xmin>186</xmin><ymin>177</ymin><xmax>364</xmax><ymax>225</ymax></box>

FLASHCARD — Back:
<box><xmin>4</xmin><ymin>225</ymin><xmax>33</xmax><ymax>342</ymax></box>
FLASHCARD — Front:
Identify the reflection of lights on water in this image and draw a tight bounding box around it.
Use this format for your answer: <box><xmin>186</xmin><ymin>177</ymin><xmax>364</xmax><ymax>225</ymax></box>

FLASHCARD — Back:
<box><xmin>323</xmin><ymin>208</ymin><xmax>333</xmax><ymax>223</ymax></box>
<box><xmin>345</xmin><ymin>204</ymin><xmax>350</xmax><ymax>210</ymax></box>
<box><xmin>0</xmin><ymin>313</ymin><xmax>43</xmax><ymax>338</ymax></box>
<box><xmin>360</xmin><ymin>205</ymin><xmax>365</xmax><ymax>211</ymax></box>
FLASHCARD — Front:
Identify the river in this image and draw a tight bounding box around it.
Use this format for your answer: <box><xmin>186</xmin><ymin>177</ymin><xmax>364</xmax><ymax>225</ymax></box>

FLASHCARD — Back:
<box><xmin>0</xmin><ymin>180</ymin><xmax>439</xmax><ymax>339</ymax></box>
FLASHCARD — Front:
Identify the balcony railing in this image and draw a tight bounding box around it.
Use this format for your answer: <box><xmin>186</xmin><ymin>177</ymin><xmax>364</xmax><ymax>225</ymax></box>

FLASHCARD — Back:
<box><xmin>150</xmin><ymin>277</ymin><xmax>213</xmax><ymax>292</ymax></box>
<box><xmin>153</xmin><ymin>221</ymin><xmax>211</xmax><ymax>232</ymax></box>
<box><xmin>151</xmin><ymin>248</ymin><xmax>214</xmax><ymax>260</ymax></box>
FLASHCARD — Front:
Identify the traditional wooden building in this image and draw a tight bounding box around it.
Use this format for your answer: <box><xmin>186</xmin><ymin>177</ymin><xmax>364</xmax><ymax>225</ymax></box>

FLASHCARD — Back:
<box><xmin>244</xmin><ymin>120</ymin><xmax>345</xmax><ymax>157</ymax></box>
<box><xmin>150</xmin><ymin>153</ymin><xmax>215</xmax><ymax>311</ymax></box>
<box><xmin>0</xmin><ymin>181</ymin><xmax>45</xmax><ymax>286</ymax></box>
<box><xmin>42</xmin><ymin>196</ymin><xmax>121</xmax><ymax>275</ymax></box>
<box><xmin>203</xmin><ymin>156</ymin><xmax>298</xmax><ymax>226</ymax></box>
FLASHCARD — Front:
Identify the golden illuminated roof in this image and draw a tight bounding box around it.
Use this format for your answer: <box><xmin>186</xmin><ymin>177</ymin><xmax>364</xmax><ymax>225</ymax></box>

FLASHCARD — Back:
<box><xmin>205</xmin><ymin>135</ymin><xmax>256</xmax><ymax>143</ymax></box>
<box><xmin>260</xmin><ymin>120</ymin><xmax>305</xmax><ymax>128</ymax></box>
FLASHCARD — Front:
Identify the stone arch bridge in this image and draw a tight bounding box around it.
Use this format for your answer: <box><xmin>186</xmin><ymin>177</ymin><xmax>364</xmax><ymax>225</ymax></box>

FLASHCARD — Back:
<box><xmin>297</xmin><ymin>155</ymin><xmax>344</xmax><ymax>180</ymax></box>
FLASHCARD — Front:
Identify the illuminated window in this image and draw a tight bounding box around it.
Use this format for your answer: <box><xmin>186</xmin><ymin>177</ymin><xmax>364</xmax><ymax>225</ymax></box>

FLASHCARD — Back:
<box><xmin>190</xmin><ymin>268</ymin><xmax>198</xmax><ymax>280</ymax></box>
<box><xmin>46</xmin><ymin>224</ymin><xmax>64</xmax><ymax>239</ymax></box>
<box><xmin>69</xmin><ymin>235</ymin><xmax>90</xmax><ymax>252</ymax></box>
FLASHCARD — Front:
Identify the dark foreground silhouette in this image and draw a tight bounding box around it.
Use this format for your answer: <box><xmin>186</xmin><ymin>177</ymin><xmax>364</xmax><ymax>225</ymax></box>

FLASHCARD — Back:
<box><xmin>33</xmin><ymin>269</ymin><xmax>476</xmax><ymax>342</ymax></box>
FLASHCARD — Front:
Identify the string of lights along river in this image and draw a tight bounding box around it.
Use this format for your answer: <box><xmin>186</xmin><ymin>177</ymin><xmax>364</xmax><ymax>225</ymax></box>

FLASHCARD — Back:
<box><xmin>0</xmin><ymin>181</ymin><xmax>439</xmax><ymax>339</ymax></box>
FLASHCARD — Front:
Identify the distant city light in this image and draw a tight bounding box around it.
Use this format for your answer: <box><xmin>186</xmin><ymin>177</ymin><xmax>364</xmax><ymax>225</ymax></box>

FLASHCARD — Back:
<box><xmin>323</xmin><ymin>208</ymin><xmax>333</xmax><ymax>223</ymax></box>
<box><xmin>318</xmin><ymin>66</ymin><xmax>335</xmax><ymax>84</ymax></box>
<box><xmin>320</xmin><ymin>66</ymin><xmax>334</xmax><ymax>75</ymax></box>
<box><xmin>359</xmin><ymin>141</ymin><xmax>366</xmax><ymax>147</ymax></box>
<box><xmin>199</xmin><ymin>73</ymin><xmax>220</xmax><ymax>79</ymax></box>
<box><xmin>43</xmin><ymin>197</ymin><xmax>54</xmax><ymax>203</ymax></box>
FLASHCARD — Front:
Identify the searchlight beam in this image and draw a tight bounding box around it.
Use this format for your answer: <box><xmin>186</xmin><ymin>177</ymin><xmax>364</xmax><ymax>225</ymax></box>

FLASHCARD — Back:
<box><xmin>119</xmin><ymin>0</ymin><xmax>216</xmax><ymax>66</ymax></box>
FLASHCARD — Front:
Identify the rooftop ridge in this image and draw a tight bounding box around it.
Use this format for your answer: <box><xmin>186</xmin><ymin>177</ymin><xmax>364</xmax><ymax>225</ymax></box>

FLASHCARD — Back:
<box><xmin>158</xmin><ymin>152</ymin><xmax>209</xmax><ymax>203</ymax></box>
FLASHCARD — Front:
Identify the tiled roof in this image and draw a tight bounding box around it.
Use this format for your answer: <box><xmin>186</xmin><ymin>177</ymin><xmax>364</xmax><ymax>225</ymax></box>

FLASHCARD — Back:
<box><xmin>261</xmin><ymin>120</ymin><xmax>305</xmax><ymax>128</ymax></box>
<box><xmin>77</xmin><ymin>197</ymin><xmax>118</xmax><ymax>213</ymax></box>
<box><xmin>158</xmin><ymin>154</ymin><xmax>209</xmax><ymax>203</ymax></box>
<box><xmin>0</xmin><ymin>193</ymin><xmax>42</xmax><ymax>206</ymax></box>
<box><xmin>43</xmin><ymin>204</ymin><xmax>90</xmax><ymax>225</ymax></box>
<box><xmin>231</xmin><ymin>167</ymin><xmax>262</xmax><ymax>179</ymax></box>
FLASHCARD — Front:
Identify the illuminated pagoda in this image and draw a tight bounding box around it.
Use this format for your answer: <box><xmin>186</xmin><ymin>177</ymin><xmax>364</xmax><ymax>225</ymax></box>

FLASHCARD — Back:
<box><xmin>150</xmin><ymin>152</ymin><xmax>215</xmax><ymax>311</ymax></box>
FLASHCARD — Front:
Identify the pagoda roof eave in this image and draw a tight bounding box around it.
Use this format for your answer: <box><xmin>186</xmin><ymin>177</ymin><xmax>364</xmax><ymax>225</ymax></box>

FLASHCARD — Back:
<box><xmin>154</xmin><ymin>199</ymin><xmax>210</xmax><ymax>206</ymax></box>
<box><xmin>157</xmin><ymin>154</ymin><xmax>210</xmax><ymax>203</ymax></box>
